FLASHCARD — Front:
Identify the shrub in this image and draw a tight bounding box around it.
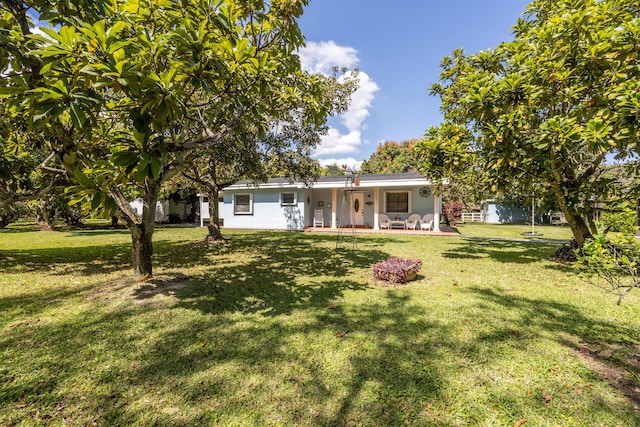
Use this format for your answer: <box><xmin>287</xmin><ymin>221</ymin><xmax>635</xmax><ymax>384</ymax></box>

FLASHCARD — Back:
<box><xmin>597</xmin><ymin>207</ymin><xmax>636</xmax><ymax>235</ymax></box>
<box><xmin>372</xmin><ymin>256</ymin><xmax>422</xmax><ymax>284</ymax></box>
<box><xmin>576</xmin><ymin>233</ymin><xmax>640</xmax><ymax>305</ymax></box>
<box><xmin>443</xmin><ymin>201</ymin><xmax>463</xmax><ymax>226</ymax></box>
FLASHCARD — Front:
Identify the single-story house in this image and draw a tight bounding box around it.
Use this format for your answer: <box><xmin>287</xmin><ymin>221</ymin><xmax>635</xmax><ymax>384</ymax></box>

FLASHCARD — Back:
<box><xmin>206</xmin><ymin>172</ymin><xmax>443</xmax><ymax>232</ymax></box>
<box><xmin>130</xmin><ymin>197</ymin><xmax>196</xmax><ymax>223</ymax></box>
<box><xmin>130</xmin><ymin>199</ymin><xmax>172</xmax><ymax>222</ymax></box>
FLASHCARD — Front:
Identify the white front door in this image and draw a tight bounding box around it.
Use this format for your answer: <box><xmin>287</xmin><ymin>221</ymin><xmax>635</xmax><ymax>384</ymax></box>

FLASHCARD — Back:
<box><xmin>351</xmin><ymin>192</ymin><xmax>365</xmax><ymax>226</ymax></box>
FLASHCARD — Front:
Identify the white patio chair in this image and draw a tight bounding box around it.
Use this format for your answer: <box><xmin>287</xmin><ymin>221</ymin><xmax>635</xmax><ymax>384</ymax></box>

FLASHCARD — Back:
<box><xmin>313</xmin><ymin>209</ymin><xmax>324</xmax><ymax>227</ymax></box>
<box><xmin>406</xmin><ymin>214</ymin><xmax>421</xmax><ymax>230</ymax></box>
<box><xmin>420</xmin><ymin>214</ymin><xmax>434</xmax><ymax>231</ymax></box>
<box><xmin>379</xmin><ymin>213</ymin><xmax>391</xmax><ymax>229</ymax></box>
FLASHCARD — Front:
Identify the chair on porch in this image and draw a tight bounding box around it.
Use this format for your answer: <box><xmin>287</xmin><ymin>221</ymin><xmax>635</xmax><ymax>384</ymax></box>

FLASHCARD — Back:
<box><xmin>406</xmin><ymin>214</ymin><xmax>421</xmax><ymax>230</ymax></box>
<box><xmin>420</xmin><ymin>214</ymin><xmax>434</xmax><ymax>231</ymax></box>
<box><xmin>313</xmin><ymin>209</ymin><xmax>324</xmax><ymax>227</ymax></box>
<box><xmin>379</xmin><ymin>213</ymin><xmax>391</xmax><ymax>229</ymax></box>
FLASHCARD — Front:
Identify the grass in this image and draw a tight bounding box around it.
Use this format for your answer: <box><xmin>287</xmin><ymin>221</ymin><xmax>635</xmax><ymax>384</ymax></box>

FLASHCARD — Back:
<box><xmin>1</xmin><ymin>221</ymin><xmax>639</xmax><ymax>426</ymax></box>
<box><xmin>455</xmin><ymin>222</ymin><xmax>575</xmax><ymax>242</ymax></box>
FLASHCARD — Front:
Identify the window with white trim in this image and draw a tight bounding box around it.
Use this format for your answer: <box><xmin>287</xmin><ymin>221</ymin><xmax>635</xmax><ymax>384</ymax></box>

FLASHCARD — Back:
<box><xmin>385</xmin><ymin>191</ymin><xmax>410</xmax><ymax>213</ymax></box>
<box><xmin>280</xmin><ymin>192</ymin><xmax>297</xmax><ymax>206</ymax></box>
<box><xmin>234</xmin><ymin>193</ymin><xmax>253</xmax><ymax>215</ymax></box>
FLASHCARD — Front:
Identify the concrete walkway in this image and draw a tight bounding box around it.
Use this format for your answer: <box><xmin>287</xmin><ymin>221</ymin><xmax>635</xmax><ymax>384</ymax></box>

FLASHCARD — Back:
<box><xmin>304</xmin><ymin>224</ymin><xmax>460</xmax><ymax>237</ymax></box>
<box><xmin>462</xmin><ymin>235</ymin><xmax>571</xmax><ymax>244</ymax></box>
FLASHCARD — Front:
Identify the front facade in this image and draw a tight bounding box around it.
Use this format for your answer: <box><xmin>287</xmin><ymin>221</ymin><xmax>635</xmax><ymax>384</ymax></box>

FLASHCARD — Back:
<box><xmin>216</xmin><ymin>173</ymin><xmax>442</xmax><ymax>232</ymax></box>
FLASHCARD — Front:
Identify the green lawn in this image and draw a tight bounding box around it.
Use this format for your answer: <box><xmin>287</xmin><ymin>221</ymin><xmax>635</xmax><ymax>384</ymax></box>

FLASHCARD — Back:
<box><xmin>1</xmin><ymin>222</ymin><xmax>639</xmax><ymax>426</ymax></box>
<box><xmin>456</xmin><ymin>223</ymin><xmax>574</xmax><ymax>242</ymax></box>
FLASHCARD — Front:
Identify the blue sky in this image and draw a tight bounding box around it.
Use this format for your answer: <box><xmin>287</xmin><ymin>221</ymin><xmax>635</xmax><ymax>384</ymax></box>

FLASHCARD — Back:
<box><xmin>297</xmin><ymin>0</ymin><xmax>531</xmax><ymax>168</ymax></box>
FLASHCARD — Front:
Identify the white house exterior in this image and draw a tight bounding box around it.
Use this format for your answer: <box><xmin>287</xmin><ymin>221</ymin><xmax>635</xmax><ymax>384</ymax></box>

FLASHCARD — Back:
<box><xmin>212</xmin><ymin>173</ymin><xmax>443</xmax><ymax>232</ymax></box>
<box><xmin>198</xmin><ymin>193</ymin><xmax>226</xmax><ymax>227</ymax></box>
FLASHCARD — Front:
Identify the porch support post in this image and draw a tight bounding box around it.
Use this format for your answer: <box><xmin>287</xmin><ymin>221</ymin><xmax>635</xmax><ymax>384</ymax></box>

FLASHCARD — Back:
<box><xmin>373</xmin><ymin>187</ymin><xmax>380</xmax><ymax>230</ymax></box>
<box><xmin>331</xmin><ymin>188</ymin><xmax>338</xmax><ymax>229</ymax></box>
<box><xmin>433</xmin><ymin>193</ymin><xmax>441</xmax><ymax>232</ymax></box>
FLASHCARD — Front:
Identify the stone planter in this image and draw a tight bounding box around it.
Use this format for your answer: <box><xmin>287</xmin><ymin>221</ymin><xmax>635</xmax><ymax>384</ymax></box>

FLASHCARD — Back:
<box><xmin>403</xmin><ymin>271</ymin><xmax>417</xmax><ymax>282</ymax></box>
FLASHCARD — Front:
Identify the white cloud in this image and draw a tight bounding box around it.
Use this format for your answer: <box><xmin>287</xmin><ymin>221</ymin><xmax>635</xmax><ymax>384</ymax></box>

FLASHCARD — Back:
<box><xmin>31</xmin><ymin>24</ymin><xmax>49</xmax><ymax>38</ymax></box>
<box><xmin>298</xmin><ymin>41</ymin><xmax>359</xmax><ymax>73</ymax></box>
<box><xmin>341</xmin><ymin>71</ymin><xmax>378</xmax><ymax>132</ymax></box>
<box><xmin>315</xmin><ymin>128</ymin><xmax>361</xmax><ymax>156</ymax></box>
<box><xmin>298</xmin><ymin>41</ymin><xmax>379</xmax><ymax>160</ymax></box>
<box><xmin>318</xmin><ymin>157</ymin><xmax>363</xmax><ymax>171</ymax></box>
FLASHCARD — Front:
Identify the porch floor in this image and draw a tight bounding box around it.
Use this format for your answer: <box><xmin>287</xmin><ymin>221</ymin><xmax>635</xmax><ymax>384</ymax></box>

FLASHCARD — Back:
<box><xmin>304</xmin><ymin>224</ymin><xmax>460</xmax><ymax>237</ymax></box>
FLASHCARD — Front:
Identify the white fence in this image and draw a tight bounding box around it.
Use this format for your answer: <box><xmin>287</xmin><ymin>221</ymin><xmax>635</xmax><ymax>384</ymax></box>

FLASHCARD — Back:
<box><xmin>461</xmin><ymin>212</ymin><xmax>485</xmax><ymax>223</ymax></box>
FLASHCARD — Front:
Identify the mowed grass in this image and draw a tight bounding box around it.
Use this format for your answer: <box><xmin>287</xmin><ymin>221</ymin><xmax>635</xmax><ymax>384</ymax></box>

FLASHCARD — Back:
<box><xmin>456</xmin><ymin>223</ymin><xmax>574</xmax><ymax>242</ymax></box>
<box><xmin>1</xmin><ymin>222</ymin><xmax>639</xmax><ymax>426</ymax></box>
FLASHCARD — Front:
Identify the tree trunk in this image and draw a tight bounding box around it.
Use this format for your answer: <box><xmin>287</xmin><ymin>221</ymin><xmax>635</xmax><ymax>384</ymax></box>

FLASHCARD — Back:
<box><xmin>0</xmin><ymin>210</ymin><xmax>16</xmax><ymax>228</ymax></box>
<box><xmin>130</xmin><ymin>222</ymin><xmax>154</xmax><ymax>280</ymax></box>
<box><xmin>38</xmin><ymin>198</ymin><xmax>56</xmax><ymax>231</ymax></box>
<box><xmin>636</xmin><ymin>199</ymin><xmax>640</xmax><ymax>237</ymax></box>
<box><xmin>129</xmin><ymin>183</ymin><xmax>159</xmax><ymax>280</ymax></box>
<box><xmin>549</xmin><ymin>180</ymin><xmax>591</xmax><ymax>246</ymax></box>
<box><xmin>586</xmin><ymin>210</ymin><xmax>598</xmax><ymax>236</ymax></box>
<box><xmin>548</xmin><ymin>149</ymin><xmax>593</xmax><ymax>247</ymax></box>
<box><xmin>207</xmin><ymin>184</ymin><xmax>225</xmax><ymax>241</ymax></box>
<box><xmin>111</xmin><ymin>178</ymin><xmax>160</xmax><ymax>280</ymax></box>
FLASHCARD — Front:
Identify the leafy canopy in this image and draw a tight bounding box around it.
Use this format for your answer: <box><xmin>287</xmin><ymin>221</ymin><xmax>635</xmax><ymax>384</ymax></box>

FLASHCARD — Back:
<box><xmin>419</xmin><ymin>0</ymin><xmax>640</xmax><ymax>245</ymax></box>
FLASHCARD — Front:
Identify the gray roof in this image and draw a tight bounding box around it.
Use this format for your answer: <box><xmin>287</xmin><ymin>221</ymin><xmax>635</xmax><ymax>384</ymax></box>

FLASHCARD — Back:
<box><xmin>227</xmin><ymin>172</ymin><xmax>431</xmax><ymax>190</ymax></box>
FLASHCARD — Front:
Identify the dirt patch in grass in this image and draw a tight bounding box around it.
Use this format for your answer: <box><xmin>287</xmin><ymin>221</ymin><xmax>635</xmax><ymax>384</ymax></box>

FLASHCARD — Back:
<box><xmin>85</xmin><ymin>277</ymin><xmax>191</xmax><ymax>303</ymax></box>
<box><xmin>131</xmin><ymin>278</ymin><xmax>192</xmax><ymax>301</ymax></box>
<box><xmin>575</xmin><ymin>340</ymin><xmax>640</xmax><ymax>414</ymax></box>
<box><xmin>85</xmin><ymin>281</ymin><xmax>134</xmax><ymax>301</ymax></box>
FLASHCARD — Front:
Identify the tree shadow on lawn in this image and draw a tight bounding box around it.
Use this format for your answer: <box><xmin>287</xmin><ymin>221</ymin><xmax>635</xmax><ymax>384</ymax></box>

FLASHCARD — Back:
<box><xmin>136</xmin><ymin>232</ymin><xmax>388</xmax><ymax>317</ymax></box>
<box><xmin>463</xmin><ymin>286</ymin><xmax>640</xmax><ymax>416</ymax></box>
<box><xmin>3</xmin><ymin>283</ymin><xmax>639</xmax><ymax>425</ymax></box>
<box><xmin>112</xmin><ymin>290</ymin><xmax>448</xmax><ymax>425</ymax></box>
<box><xmin>0</xmin><ymin>243</ymin><xmax>132</xmax><ymax>276</ymax></box>
<box><xmin>7</xmin><ymin>231</ymin><xmax>637</xmax><ymax>423</ymax></box>
<box><xmin>442</xmin><ymin>238</ymin><xmax>573</xmax><ymax>270</ymax></box>
<box><xmin>1</xmin><ymin>286</ymin><xmax>442</xmax><ymax>425</ymax></box>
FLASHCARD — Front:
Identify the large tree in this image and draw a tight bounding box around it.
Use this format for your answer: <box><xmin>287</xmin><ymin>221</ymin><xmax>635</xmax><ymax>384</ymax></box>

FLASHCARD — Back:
<box><xmin>181</xmin><ymin>69</ymin><xmax>356</xmax><ymax>242</ymax></box>
<box><xmin>420</xmin><ymin>0</ymin><xmax>640</xmax><ymax>246</ymax></box>
<box><xmin>360</xmin><ymin>139</ymin><xmax>421</xmax><ymax>175</ymax></box>
<box><xmin>362</xmin><ymin>135</ymin><xmax>487</xmax><ymax>210</ymax></box>
<box><xmin>1</xmin><ymin>0</ymin><xmax>350</xmax><ymax>279</ymax></box>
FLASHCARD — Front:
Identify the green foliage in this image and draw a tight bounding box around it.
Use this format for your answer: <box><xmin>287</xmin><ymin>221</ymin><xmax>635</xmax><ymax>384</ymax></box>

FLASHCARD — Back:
<box><xmin>1</xmin><ymin>0</ymin><xmax>353</xmax><ymax>276</ymax></box>
<box><xmin>319</xmin><ymin>163</ymin><xmax>346</xmax><ymax>176</ymax></box>
<box><xmin>360</xmin><ymin>139</ymin><xmax>421</xmax><ymax>174</ymax></box>
<box><xmin>577</xmin><ymin>233</ymin><xmax>640</xmax><ymax>304</ymax></box>
<box><xmin>428</xmin><ymin>0</ymin><xmax>640</xmax><ymax>246</ymax></box>
<box><xmin>597</xmin><ymin>206</ymin><xmax>637</xmax><ymax>235</ymax></box>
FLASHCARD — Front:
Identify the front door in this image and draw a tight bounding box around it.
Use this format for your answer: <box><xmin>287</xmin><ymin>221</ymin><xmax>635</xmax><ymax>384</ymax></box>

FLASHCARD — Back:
<box><xmin>351</xmin><ymin>192</ymin><xmax>365</xmax><ymax>226</ymax></box>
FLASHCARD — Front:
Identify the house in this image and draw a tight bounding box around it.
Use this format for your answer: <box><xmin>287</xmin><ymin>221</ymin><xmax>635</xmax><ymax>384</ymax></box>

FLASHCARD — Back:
<box><xmin>130</xmin><ymin>193</ymin><xmax>198</xmax><ymax>223</ymax></box>
<box><xmin>209</xmin><ymin>172</ymin><xmax>443</xmax><ymax>232</ymax></box>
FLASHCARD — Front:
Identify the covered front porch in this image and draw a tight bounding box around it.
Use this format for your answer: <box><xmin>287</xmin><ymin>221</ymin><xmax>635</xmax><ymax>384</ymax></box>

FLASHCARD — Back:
<box><xmin>305</xmin><ymin>173</ymin><xmax>444</xmax><ymax>232</ymax></box>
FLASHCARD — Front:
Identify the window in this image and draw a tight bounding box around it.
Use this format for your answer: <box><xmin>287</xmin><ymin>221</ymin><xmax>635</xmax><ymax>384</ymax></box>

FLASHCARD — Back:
<box><xmin>280</xmin><ymin>192</ymin><xmax>297</xmax><ymax>206</ymax></box>
<box><xmin>385</xmin><ymin>191</ymin><xmax>410</xmax><ymax>213</ymax></box>
<box><xmin>234</xmin><ymin>193</ymin><xmax>253</xmax><ymax>215</ymax></box>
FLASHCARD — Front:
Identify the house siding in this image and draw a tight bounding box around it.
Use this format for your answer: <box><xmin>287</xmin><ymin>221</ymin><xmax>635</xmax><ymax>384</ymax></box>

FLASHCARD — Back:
<box><xmin>483</xmin><ymin>201</ymin><xmax>529</xmax><ymax>224</ymax></box>
<box><xmin>222</xmin><ymin>173</ymin><xmax>441</xmax><ymax>231</ymax></box>
<box><xmin>223</xmin><ymin>188</ymin><xmax>305</xmax><ymax>230</ymax></box>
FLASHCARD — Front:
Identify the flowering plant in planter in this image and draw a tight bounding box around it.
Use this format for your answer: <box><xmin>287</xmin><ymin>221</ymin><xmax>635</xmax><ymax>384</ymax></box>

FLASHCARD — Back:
<box><xmin>372</xmin><ymin>256</ymin><xmax>422</xmax><ymax>284</ymax></box>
